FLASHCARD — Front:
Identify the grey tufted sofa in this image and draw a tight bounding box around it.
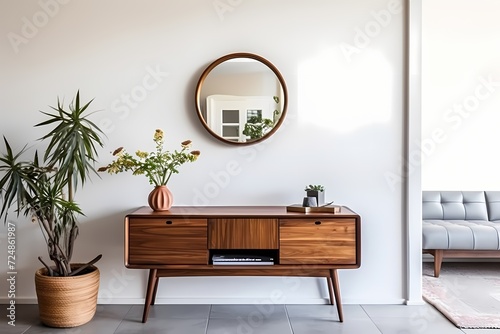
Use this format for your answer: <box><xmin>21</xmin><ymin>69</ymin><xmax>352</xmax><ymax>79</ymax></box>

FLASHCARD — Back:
<box><xmin>422</xmin><ymin>191</ymin><xmax>500</xmax><ymax>277</ymax></box>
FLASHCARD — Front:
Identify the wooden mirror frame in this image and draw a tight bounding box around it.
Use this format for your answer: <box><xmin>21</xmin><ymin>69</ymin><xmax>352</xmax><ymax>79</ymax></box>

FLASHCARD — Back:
<box><xmin>195</xmin><ymin>53</ymin><xmax>288</xmax><ymax>145</ymax></box>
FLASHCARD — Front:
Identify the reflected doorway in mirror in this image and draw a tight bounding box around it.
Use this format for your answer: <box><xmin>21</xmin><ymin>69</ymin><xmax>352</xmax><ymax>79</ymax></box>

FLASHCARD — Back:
<box><xmin>206</xmin><ymin>95</ymin><xmax>276</xmax><ymax>143</ymax></box>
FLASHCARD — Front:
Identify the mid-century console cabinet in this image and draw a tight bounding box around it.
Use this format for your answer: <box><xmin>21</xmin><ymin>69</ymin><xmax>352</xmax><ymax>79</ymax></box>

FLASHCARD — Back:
<box><xmin>124</xmin><ymin>206</ymin><xmax>361</xmax><ymax>323</ymax></box>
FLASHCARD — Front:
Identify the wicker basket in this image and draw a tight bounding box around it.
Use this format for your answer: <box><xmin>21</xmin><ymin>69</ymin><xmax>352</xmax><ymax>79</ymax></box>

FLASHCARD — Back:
<box><xmin>34</xmin><ymin>264</ymin><xmax>100</xmax><ymax>328</ymax></box>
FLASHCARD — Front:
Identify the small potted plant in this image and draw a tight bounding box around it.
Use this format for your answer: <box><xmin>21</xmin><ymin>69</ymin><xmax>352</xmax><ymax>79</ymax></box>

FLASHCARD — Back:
<box><xmin>304</xmin><ymin>184</ymin><xmax>325</xmax><ymax>206</ymax></box>
<box><xmin>0</xmin><ymin>91</ymin><xmax>104</xmax><ymax>327</ymax></box>
<box><xmin>99</xmin><ymin>129</ymin><xmax>200</xmax><ymax>211</ymax></box>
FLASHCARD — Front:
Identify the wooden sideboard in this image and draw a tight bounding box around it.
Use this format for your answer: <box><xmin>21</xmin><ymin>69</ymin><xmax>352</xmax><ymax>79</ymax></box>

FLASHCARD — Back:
<box><xmin>124</xmin><ymin>206</ymin><xmax>361</xmax><ymax>323</ymax></box>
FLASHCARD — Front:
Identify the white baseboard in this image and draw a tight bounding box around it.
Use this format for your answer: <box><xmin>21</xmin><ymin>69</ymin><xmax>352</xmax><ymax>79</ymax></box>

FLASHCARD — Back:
<box><xmin>1</xmin><ymin>297</ymin><xmax>409</xmax><ymax>305</ymax></box>
<box><xmin>405</xmin><ymin>299</ymin><xmax>425</xmax><ymax>306</ymax></box>
<box><xmin>138</xmin><ymin>297</ymin><xmax>332</xmax><ymax>305</ymax></box>
<box><xmin>100</xmin><ymin>297</ymin><xmax>409</xmax><ymax>305</ymax></box>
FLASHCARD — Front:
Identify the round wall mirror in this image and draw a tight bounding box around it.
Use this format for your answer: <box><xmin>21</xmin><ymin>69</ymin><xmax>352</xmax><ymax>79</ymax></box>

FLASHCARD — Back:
<box><xmin>195</xmin><ymin>53</ymin><xmax>288</xmax><ymax>145</ymax></box>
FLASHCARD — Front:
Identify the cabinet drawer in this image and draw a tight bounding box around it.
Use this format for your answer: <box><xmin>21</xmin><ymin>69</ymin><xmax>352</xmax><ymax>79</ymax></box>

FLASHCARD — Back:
<box><xmin>279</xmin><ymin>218</ymin><xmax>357</xmax><ymax>265</ymax></box>
<box><xmin>208</xmin><ymin>218</ymin><xmax>278</xmax><ymax>249</ymax></box>
<box><xmin>127</xmin><ymin>218</ymin><xmax>207</xmax><ymax>265</ymax></box>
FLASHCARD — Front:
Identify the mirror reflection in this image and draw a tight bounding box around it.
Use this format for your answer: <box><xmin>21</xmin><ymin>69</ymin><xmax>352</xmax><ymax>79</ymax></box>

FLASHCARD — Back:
<box><xmin>195</xmin><ymin>53</ymin><xmax>288</xmax><ymax>145</ymax></box>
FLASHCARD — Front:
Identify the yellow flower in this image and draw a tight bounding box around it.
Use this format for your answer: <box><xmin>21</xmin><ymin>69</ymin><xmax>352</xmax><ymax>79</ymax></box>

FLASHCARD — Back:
<box><xmin>154</xmin><ymin>129</ymin><xmax>164</xmax><ymax>142</ymax></box>
<box><xmin>190</xmin><ymin>150</ymin><xmax>200</xmax><ymax>161</ymax></box>
<box><xmin>136</xmin><ymin>150</ymin><xmax>148</xmax><ymax>159</ymax></box>
<box><xmin>99</xmin><ymin>129</ymin><xmax>200</xmax><ymax>186</ymax></box>
<box><xmin>108</xmin><ymin>165</ymin><xmax>120</xmax><ymax>174</ymax></box>
<box><xmin>112</xmin><ymin>147</ymin><xmax>123</xmax><ymax>156</ymax></box>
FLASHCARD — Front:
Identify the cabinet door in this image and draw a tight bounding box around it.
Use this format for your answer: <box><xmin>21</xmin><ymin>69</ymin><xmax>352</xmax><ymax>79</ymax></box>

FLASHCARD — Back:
<box><xmin>279</xmin><ymin>218</ymin><xmax>357</xmax><ymax>265</ymax></box>
<box><xmin>127</xmin><ymin>218</ymin><xmax>207</xmax><ymax>265</ymax></box>
<box><xmin>208</xmin><ymin>218</ymin><xmax>278</xmax><ymax>249</ymax></box>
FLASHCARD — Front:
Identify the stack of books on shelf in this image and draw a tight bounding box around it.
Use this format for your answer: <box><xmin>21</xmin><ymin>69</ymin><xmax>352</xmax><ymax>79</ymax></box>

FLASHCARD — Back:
<box><xmin>212</xmin><ymin>254</ymin><xmax>274</xmax><ymax>265</ymax></box>
<box><xmin>286</xmin><ymin>204</ymin><xmax>342</xmax><ymax>213</ymax></box>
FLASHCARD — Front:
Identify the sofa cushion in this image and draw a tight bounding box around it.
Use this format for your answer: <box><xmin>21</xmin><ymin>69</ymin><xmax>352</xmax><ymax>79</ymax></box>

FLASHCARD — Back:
<box><xmin>422</xmin><ymin>220</ymin><xmax>500</xmax><ymax>250</ymax></box>
<box><xmin>422</xmin><ymin>191</ymin><xmax>488</xmax><ymax>220</ymax></box>
<box><xmin>486</xmin><ymin>191</ymin><xmax>500</xmax><ymax>222</ymax></box>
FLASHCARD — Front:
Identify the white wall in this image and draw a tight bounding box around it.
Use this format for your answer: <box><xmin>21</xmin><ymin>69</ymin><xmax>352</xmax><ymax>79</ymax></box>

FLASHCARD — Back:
<box><xmin>0</xmin><ymin>0</ymin><xmax>407</xmax><ymax>305</ymax></box>
<box><xmin>422</xmin><ymin>0</ymin><xmax>500</xmax><ymax>190</ymax></box>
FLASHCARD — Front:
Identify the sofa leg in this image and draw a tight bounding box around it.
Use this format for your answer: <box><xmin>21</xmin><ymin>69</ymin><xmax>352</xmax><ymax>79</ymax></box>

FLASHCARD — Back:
<box><xmin>433</xmin><ymin>250</ymin><xmax>443</xmax><ymax>277</ymax></box>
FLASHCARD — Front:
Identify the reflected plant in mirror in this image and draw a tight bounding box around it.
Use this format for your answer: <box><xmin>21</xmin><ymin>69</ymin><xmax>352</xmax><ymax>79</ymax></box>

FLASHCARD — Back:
<box><xmin>195</xmin><ymin>53</ymin><xmax>288</xmax><ymax>145</ymax></box>
<box><xmin>242</xmin><ymin>96</ymin><xmax>281</xmax><ymax>140</ymax></box>
<box><xmin>242</xmin><ymin>115</ymin><xmax>274</xmax><ymax>140</ymax></box>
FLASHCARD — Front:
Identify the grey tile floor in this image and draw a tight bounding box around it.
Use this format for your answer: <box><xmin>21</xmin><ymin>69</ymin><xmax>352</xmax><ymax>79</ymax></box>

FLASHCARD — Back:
<box><xmin>2</xmin><ymin>303</ymin><xmax>500</xmax><ymax>334</ymax></box>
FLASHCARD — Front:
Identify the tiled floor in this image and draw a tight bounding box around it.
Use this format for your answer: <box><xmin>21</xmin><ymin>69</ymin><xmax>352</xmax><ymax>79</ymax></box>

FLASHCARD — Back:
<box><xmin>2</xmin><ymin>303</ymin><xmax>500</xmax><ymax>334</ymax></box>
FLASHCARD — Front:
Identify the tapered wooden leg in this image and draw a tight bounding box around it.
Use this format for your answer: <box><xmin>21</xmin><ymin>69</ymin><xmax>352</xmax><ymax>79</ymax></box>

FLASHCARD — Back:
<box><xmin>433</xmin><ymin>250</ymin><xmax>443</xmax><ymax>277</ymax></box>
<box><xmin>326</xmin><ymin>276</ymin><xmax>335</xmax><ymax>305</ymax></box>
<box><xmin>151</xmin><ymin>274</ymin><xmax>160</xmax><ymax>305</ymax></box>
<box><xmin>330</xmin><ymin>269</ymin><xmax>343</xmax><ymax>322</ymax></box>
<box><xmin>142</xmin><ymin>269</ymin><xmax>158</xmax><ymax>323</ymax></box>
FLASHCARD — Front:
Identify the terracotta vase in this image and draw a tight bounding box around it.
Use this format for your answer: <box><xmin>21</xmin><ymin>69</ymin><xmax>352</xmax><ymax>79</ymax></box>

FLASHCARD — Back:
<box><xmin>148</xmin><ymin>185</ymin><xmax>173</xmax><ymax>211</ymax></box>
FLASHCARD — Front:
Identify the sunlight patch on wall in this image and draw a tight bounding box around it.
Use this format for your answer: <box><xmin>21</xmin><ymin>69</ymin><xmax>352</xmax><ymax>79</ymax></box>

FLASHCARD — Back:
<box><xmin>298</xmin><ymin>48</ymin><xmax>393</xmax><ymax>133</ymax></box>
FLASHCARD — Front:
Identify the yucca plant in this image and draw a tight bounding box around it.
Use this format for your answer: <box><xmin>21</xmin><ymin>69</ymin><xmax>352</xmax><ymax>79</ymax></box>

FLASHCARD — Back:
<box><xmin>0</xmin><ymin>91</ymin><xmax>104</xmax><ymax>276</ymax></box>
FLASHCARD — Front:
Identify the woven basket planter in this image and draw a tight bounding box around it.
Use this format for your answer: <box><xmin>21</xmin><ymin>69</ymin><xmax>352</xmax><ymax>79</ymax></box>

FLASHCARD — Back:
<box><xmin>34</xmin><ymin>264</ymin><xmax>100</xmax><ymax>328</ymax></box>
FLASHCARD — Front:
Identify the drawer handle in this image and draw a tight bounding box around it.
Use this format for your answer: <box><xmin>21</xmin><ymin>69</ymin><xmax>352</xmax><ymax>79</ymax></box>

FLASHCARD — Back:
<box><xmin>315</xmin><ymin>221</ymin><xmax>321</xmax><ymax>225</ymax></box>
<box><xmin>165</xmin><ymin>220</ymin><xmax>173</xmax><ymax>225</ymax></box>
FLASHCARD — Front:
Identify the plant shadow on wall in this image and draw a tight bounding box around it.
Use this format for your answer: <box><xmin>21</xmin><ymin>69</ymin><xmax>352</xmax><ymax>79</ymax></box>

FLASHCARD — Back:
<box><xmin>99</xmin><ymin>129</ymin><xmax>200</xmax><ymax>211</ymax></box>
<box><xmin>0</xmin><ymin>91</ymin><xmax>105</xmax><ymax>327</ymax></box>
